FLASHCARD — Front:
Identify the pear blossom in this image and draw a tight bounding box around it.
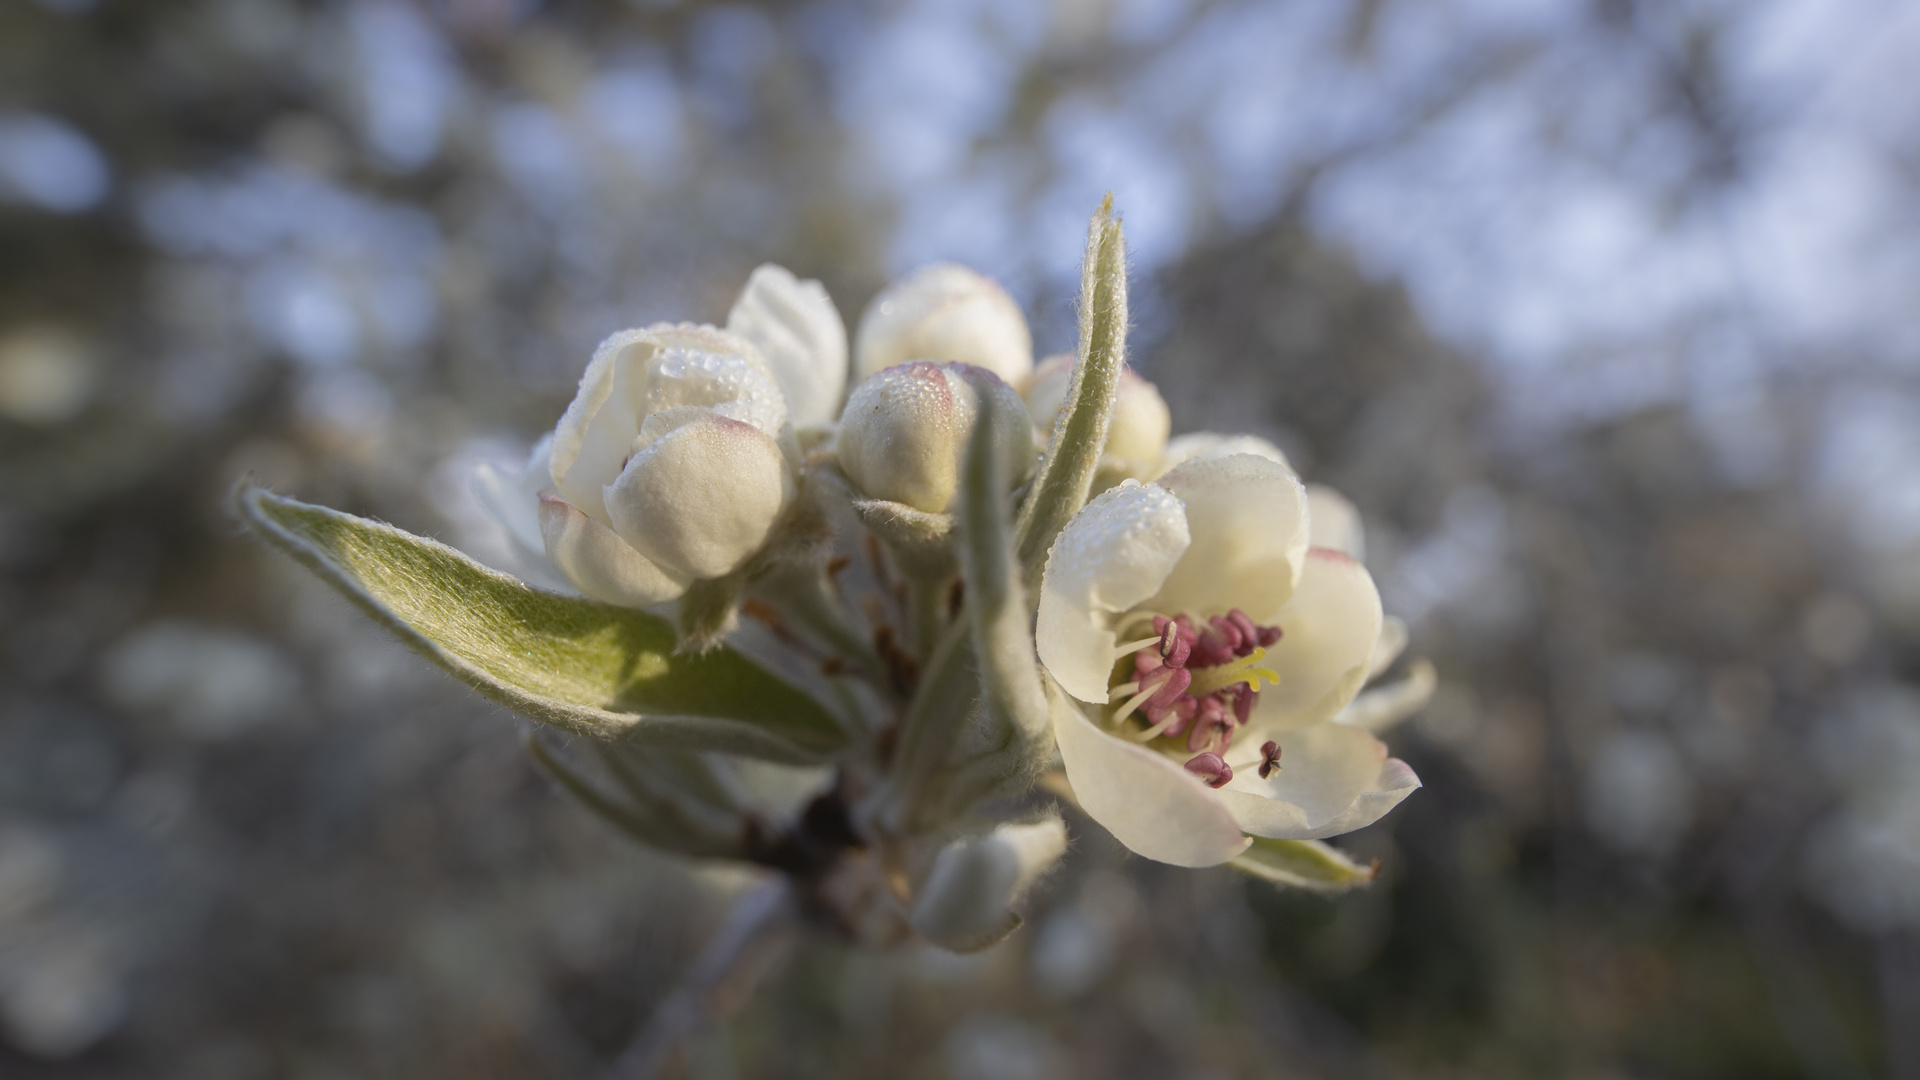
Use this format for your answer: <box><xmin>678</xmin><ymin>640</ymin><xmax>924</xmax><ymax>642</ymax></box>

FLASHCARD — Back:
<box><xmin>836</xmin><ymin>361</ymin><xmax>1032</xmax><ymax>514</ymax></box>
<box><xmin>853</xmin><ymin>263</ymin><xmax>1033</xmax><ymax>386</ymax></box>
<box><xmin>536</xmin><ymin>323</ymin><xmax>798</xmax><ymax>606</ymax></box>
<box><xmin>474</xmin><ymin>266</ymin><xmax>849</xmax><ymax>609</ymax></box>
<box><xmin>252</xmin><ymin>198</ymin><xmax>1435</xmax><ymax>985</ymax></box>
<box><xmin>1037</xmin><ymin>452</ymin><xmax>1421</xmax><ymax>867</ymax></box>
<box><xmin>1022</xmin><ymin>354</ymin><xmax>1171</xmax><ymax>483</ymax></box>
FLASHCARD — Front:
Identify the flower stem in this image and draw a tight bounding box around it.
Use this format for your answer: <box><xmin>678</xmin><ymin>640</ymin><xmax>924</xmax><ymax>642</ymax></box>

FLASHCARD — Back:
<box><xmin>600</xmin><ymin>877</ymin><xmax>793</xmax><ymax>1080</ymax></box>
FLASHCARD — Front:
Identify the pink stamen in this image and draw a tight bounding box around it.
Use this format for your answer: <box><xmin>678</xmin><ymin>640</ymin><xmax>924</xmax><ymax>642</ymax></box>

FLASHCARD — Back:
<box><xmin>1258</xmin><ymin>740</ymin><xmax>1283</xmax><ymax>780</ymax></box>
<box><xmin>1184</xmin><ymin>752</ymin><xmax>1234</xmax><ymax>788</ymax></box>
<box><xmin>1114</xmin><ymin>608</ymin><xmax>1281</xmax><ymax>758</ymax></box>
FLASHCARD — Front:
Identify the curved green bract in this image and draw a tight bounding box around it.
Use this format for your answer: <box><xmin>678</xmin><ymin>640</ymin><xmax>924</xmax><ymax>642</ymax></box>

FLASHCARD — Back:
<box><xmin>1230</xmin><ymin>837</ymin><xmax>1379</xmax><ymax>893</ymax></box>
<box><xmin>237</xmin><ymin>486</ymin><xmax>848</xmax><ymax>762</ymax></box>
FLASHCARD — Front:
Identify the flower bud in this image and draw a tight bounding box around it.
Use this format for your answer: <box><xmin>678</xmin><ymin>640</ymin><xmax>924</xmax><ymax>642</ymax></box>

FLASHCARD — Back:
<box><xmin>910</xmin><ymin>816</ymin><xmax>1067</xmax><ymax>952</ymax></box>
<box><xmin>606</xmin><ymin>411</ymin><xmax>795</xmax><ymax>580</ymax></box>
<box><xmin>853</xmin><ymin>264</ymin><xmax>1033</xmax><ymax>385</ymax></box>
<box><xmin>836</xmin><ymin>362</ymin><xmax>1032</xmax><ymax>514</ymax></box>
<box><xmin>1022</xmin><ymin>354</ymin><xmax>1170</xmax><ymax>477</ymax></box>
<box><xmin>539</xmin><ymin>323</ymin><xmax>799</xmax><ymax>603</ymax></box>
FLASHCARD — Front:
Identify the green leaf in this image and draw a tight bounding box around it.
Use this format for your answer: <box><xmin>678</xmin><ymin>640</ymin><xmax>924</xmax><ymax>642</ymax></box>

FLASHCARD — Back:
<box><xmin>1015</xmin><ymin>194</ymin><xmax>1129</xmax><ymax>588</ymax></box>
<box><xmin>1229</xmin><ymin>837</ymin><xmax>1379</xmax><ymax>893</ymax></box>
<box><xmin>236</xmin><ymin>486</ymin><xmax>849</xmax><ymax>762</ymax></box>
<box><xmin>887</xmin><ymin>377</ymin><xmax>1057</xmax><ymax>832</ymax></box>
<box><xmin>949</xmin><ymin>369</ymin><xmax>1052</xmax><ymax>796</ymax></box>
<box><xmin>526</xmin><ymin>736</ymin><xmax>745</xmax><ymax>858</ymax></box>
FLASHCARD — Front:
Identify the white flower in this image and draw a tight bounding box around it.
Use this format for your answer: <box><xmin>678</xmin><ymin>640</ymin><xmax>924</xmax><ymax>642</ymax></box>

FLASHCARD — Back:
<box><xmin>472</xmin><ymin>266</ymin><xmax>845</xmax><ymax>607</ymax></box>
<box><xmin>853</xmin><ymin>263</ymin><xmax>1033</xmax><ymax>386</ymax></box>
<box><xmin>1022</xmin><ymin>354</ymin><xmax>1170</xmax><ymax>481</ymax></box>
<box><xmin>536</xmin><ymin>322</ymin><xmax>798</xmax><ymax>605</ymax></box>
<box><xmin>1036</xmin><ymin>452</ymin><xmax>1420</xmax><ymax>867</ymax></box>
<box><xmin>836</xmin><ymin>361</ymin><xmax>1033</xmax><ymax>514</ymax></box>
<box><xmin>725</xmin><ymin>263</ymin><xmax>849</xmax><ymax>429</ymax></box>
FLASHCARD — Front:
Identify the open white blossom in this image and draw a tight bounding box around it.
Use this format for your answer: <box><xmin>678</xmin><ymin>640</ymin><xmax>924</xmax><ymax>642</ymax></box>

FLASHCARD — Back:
<box><xmin>853</xmin><ymin>263</ymin><xmax>1033</xmax><ymax>386</ymax></box>
<box><xmin>837</xmin><ymin>361</ymin><xmax>1032</xmax><ymax>514</ymax></box>
<box><xmin>1037</xmin><ymin>452</ymin><xmax>1421</xmax><ymax>867</ymax></box>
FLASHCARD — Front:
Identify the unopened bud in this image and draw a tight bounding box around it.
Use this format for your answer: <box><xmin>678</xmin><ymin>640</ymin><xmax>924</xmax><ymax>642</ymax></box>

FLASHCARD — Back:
<box><xmin>853</xmin><ymin>264</ymin><xmax>1033</xmax><ymax>385</ymax></box>
<box><xmin>836</xmin><ymin>362</ymin><xmax>1032</xmax><ymax>514</ymax></box>
<box><xmin>605</xmin><ymin>411</ymin><xmax>795</xmax><ymax>580</ymax></box>
<box><xmin>910</xmin><ymin>816</ymin><xmax>1068</xmax><ymax>952</ymax></box>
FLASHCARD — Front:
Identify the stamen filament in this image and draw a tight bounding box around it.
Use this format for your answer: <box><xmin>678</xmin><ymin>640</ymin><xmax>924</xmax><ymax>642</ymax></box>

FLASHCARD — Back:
<box><xmin>1107</xmin><ymin>680</ymin><xmax>1141</xmax><ymax>702</ymax></box>
<box><xmin>1109</xmin><ymin>685</ymin><xmax>1158</xmax><ymax>726</ymax></box>
<box><xmin>1114</xmin><ymin>635</ymin><xmax>1162</xmax><ymax>659</ymax></box>
<box><xmin>1129</xmin><ymin>711</ymin><xmax>1186</xmax><ymax>743</ymax></box>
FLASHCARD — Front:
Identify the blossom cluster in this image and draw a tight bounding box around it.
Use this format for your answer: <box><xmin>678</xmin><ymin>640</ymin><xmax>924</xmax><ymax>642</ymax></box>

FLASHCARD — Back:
<box><xmin>246</xmin><ymin>202</ymin><xmax>1435</xmax><ymax>951</ymax></box>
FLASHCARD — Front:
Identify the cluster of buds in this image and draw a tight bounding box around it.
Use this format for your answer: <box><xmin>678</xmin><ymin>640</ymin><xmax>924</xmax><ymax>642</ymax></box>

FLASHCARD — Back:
<box><xmin>241</xmin><ymin>199</ymin><xmax>1438</xmax><ymax>957</ymax></box>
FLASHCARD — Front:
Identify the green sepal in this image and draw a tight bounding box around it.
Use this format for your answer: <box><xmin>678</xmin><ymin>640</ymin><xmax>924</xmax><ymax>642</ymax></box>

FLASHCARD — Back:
<box><xmin>236</xmin><ymin>485</ymin><xmax>849</xmax><ymax>762</ymax></box>
<box><xmin>943</xmin><ymin>369</ymin><xmax>1053</xmax><ymax>801</ymax></box>
<box><xmin>526</xmin><ymin>736</ymin><xmax>746</xmax><ymax>858</ymax></box>
<box><xmin>1229</xmin><ymin>837</ymin><xmax>1379</xmax><ymax>893</ymax></box>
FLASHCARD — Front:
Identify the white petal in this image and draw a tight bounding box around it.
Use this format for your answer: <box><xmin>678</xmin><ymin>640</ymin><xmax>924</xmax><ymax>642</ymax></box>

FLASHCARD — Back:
<box><xmin>549</xmin><ymin>328</ymin><xmax>654</xmax><ymax>524</ymax></box>
<box><xmin>1368</xmin><ymin>615</ymin><xmax>1409</xmax><ymax>679</ymax></box>
<box><xmin>1153</xmin><ymin>431</ymin><xmax>1288</xmax><ymax>478</ymax></box>
<box><xmin>1051</xmin><ymin>683</ymin><xmax>1250</xmax><ymax>867</ymax></box>
<box><xmin>1307</xmin><ymin>484</ymin><xmax>1365</xmax><ymax>562</ymax></box>
<box><xmin>1150</xmin><ymin>453</ymin><xmax>1309</xmax><ymax>623</ymax></box>
<box><xmin>726</xmin><ymin>264</ymin><xmax>848</xmax><ymax>428</ymax></box>
<box><xmin>1036</xmin><ymin>481</ymin><xmax>1190</xmax><ymax>703</ymax></box>
<box><xmin>1254</xmin><ymin>548</ymin><xmax>1384</xmax><ymax>730</ymax></box>
<box><xmin>1334</xmin><ymin>660</ymin><xmax>1437</xmax><ymax>734</ymax></box>
<box><xmin>605</xmin><ymin>411</ymin><xmax>795</xmax><ymax>580</ymax></box>
<box><xmin>853</xmin><ymin>263</ymin><xmax>1033</xmax><ymax>385</ymax></box>
<box><xmin>473</xmin><ymin>433</ymin><xmax>553</xmax><ymax>563</ymax></box>
<box><xmin>1217</xmin><ymin>722</ymin><xmax>1420</xmax><ymax>840</ymax></box>
<box><xmin>639</xmin><ymin>324</ymin><xmax>788</xmax><ymax>439</ymax></box>
<box><xmin>538</xmin><ymin>494</ymin><xmax>689</xmax><ymax>606</ymax></box>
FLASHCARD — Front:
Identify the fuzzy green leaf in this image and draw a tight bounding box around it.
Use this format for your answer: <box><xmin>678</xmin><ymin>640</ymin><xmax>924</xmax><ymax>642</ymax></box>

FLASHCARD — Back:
<box><xmin>1015</xmin><ymin>194</ymin><xmax>1129</xmax><ymax>588</ymax></box>
<box><xmin>237</xmin><ymin>486</ymin><xmax>848</xmax><ymax>762</ymax></box>
<box><xmin>950</xmin><ymin>369</ymin><xmax>1052</xmax><ymax>793</ymax></box>
<box><xmin>1229</xmin><ymin>837</ymin><xmax>1379</xmax><ymax>893</ymax></box>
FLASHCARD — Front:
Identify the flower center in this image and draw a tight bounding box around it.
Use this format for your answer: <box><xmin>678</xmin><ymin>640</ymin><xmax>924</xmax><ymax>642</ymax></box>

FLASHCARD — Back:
<box><xmin>1107</xmin><ymin>610</ymin><xmax>1282</xmax><ymax>787</ymax></box>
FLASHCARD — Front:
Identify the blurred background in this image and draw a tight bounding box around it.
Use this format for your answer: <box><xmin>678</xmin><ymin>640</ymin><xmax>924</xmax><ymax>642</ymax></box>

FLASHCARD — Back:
<box><xmin>4</xmin><ymin>0</ymin><xmax>1920</xmax><ymax>1076</ymax></box>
